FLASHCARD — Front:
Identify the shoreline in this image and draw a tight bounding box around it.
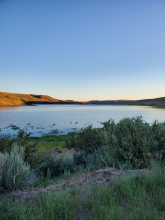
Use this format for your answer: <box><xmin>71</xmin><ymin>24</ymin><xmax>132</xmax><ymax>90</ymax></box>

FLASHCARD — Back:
<box><xmin>1</xmin><ymin>103</ymin><xmax>165</xmax><ymax>108</ymax></box>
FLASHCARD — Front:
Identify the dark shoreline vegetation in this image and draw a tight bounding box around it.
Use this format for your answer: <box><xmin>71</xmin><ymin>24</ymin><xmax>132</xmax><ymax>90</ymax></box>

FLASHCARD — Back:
<box><xmin>0</xmin><ymin>116</ymin><xmax>165</xmax><ymax>219</ymax></box>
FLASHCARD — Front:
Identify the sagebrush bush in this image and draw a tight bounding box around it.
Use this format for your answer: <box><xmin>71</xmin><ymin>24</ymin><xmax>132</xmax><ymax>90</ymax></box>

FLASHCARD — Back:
<box><xmin>0</xmin><ymin>153</ymin><xmax>7</xmax><ymax>187</ymax></box>
<box><xmin>59</xmin><ymin>156</ymin><xmax>76</xmax><ymax>173</ymax></box>
<box><xmin>15</xmin><ymin>130</ymin><xmax>38</xmax><ymax>167</ymax></box>
<box><xmin>73</xmin><ymin>151</ymin><xmax>100</xmax><ymax>169</ymax></box>
<box><xmin>0</xmin><ymin>153</ymin><xmax>7</xmax><ymax>171</ymax></box>
<box><xmin>93</xmin><ymin>146</ymin><xmax>115</xmax><ymax>168</ymax></box>
<box><xmin>27</xmin><ymin>150</ymin><xmax>50</xmax><ymax>169</ymax></box>
<box><xmin>0</xmin><ymin>130</ymin><xmax>38</xmax><ymax>168</ymax></box>
<box><xmin>39</xmin><ymin>155</ymin><xmax>77</xmax><ymax>178</ymax></box>
<box><xmin>39</xmin><ymin>156</ymin><xmax>63</xmax><ymax>178</ymax></box>
<box><xmin>0</xmin><ymin>145</ymin><xmax>37</xmax><ymax>191</ymax></box>
<box><xmin>73</xmin><ymin>152</ymin><xmax>85</xmax><ymax>166</ymax></box>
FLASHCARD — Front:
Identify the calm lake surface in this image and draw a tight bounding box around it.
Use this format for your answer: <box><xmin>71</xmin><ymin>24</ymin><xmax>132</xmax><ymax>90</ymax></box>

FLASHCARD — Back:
<box><xmin>0</xmin><ymin>104</ymin><xmax>165</xmax><ymax>136</ymax></box>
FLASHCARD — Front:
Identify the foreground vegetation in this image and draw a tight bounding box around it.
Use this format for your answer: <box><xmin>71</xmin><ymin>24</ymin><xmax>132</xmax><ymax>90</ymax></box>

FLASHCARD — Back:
<box><xmin>0</xmin><ymin>162</ymin><xmax>164</xmax><ymax>219</ymax></box>
<box><xmin>0</xmin><ymin>116</ymin><xmax>165</xmax><ymax>219</ymax></box>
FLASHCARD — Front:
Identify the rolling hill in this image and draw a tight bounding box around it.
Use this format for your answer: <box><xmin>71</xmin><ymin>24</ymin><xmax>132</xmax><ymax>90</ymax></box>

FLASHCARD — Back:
<box><xmin>0</xmin><ymin>92</ymin><xmax>87</xmax><ymax>106</ymax></box>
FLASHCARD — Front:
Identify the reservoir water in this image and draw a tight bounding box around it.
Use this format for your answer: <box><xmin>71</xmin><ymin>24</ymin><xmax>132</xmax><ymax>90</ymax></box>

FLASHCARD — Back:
<box><xmin>0</xmin><ymin>104</ymin><xmax>165</xmax><ymax>136</ymax></box>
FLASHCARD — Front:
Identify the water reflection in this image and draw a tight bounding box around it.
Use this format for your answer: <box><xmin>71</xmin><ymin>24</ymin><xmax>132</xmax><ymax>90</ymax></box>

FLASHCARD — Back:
<box><xmin>0</xmin><ymin>104</ymin><xmax>165</xmax><ymax>137</ymax></box>
<box><xmin>0</xmin><ymin>106</ymin><xmax>21</xmax><ymax>112</ymax></box>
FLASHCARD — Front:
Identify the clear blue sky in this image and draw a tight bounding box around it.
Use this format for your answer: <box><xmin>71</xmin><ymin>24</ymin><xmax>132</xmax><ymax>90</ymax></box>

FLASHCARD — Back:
<box><xmin>0</xmin><ymin>0</ymin><xmax>165</xmax><ymax>101</ymax></box>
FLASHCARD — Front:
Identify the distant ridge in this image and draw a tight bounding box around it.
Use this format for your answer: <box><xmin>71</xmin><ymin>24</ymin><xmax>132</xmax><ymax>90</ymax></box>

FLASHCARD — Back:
<box><xmin>0</xmin><ymin>92</ymin><xmax>88</xmax><ymax>106</ymax></box>
<box><xmin>89</xmin><ymin>97</ymin><xmax>165</xmax><ymax>105</ymax></box>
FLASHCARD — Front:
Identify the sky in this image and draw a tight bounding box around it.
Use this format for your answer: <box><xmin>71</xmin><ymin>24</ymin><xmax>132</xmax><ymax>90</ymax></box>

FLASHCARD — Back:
<box><xmin>0</xmin><ymin>0</ymin><xmax>165</xmax><ymax>101</ymax></box>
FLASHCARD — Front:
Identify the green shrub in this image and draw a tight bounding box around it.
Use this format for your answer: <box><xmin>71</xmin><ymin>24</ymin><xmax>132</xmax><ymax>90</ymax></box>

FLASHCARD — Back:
<box><xmin>66</xmin><ymin>125</ymin><xmax>104</xmax><ymax>154</ymax></box>
<box><xmin>101</xmin><ymin>118</ymin><xmax>116</xmax><ymax>132</ymax></box>
<box><xmin>27</xmin><ymin>150</ymin><xmax>50</xmax><ymax>170</ymax></box>
<box><xmin>39</xmin><ymin>155</ymin><xmax>77</xmax><ymax>179</ymax></box>
<box><xmin>106</xmin><ymin>117</ymin><xmax>151</xmax><ymax>168</ymax></box>
<box><xmin>0</xmin><ymin>135</ymin><xmax>14</xmax><ymax>153</ymax></box>
<box><xmin>59</xmin><ymin>156</ymin><xmax>76</xmax><ymax>173</ymax></box>
<box><xmin>0</xmin><ymin>130</ymin><xmax>41</xmax><ymax>169</ymax></box>
<box><xmin>0</xmin><ymin>153</ymin><xmax>7</xmax><ymax>188</ymax></box>
<box><xmin>73</xmin><ymin>152</ymin><xmax>85</xmax><ymax>166</ymax></box>
<box><xmin>68</xmin><ymin>117</ymin><xmax>165</xmax><ymax>169</ymax></box>
<box><xmin>39</xmin><ymin>156</ymin><xmax>63</xmax><ymax>178</ymax></box>
<box><xmin>15</xmin><ymin>130</ymin><xmax>38</xmax><ymax>167</ymax></box>
<box><xmin>0</xmin><ymin>153</ymin><xmax>7</xmax><ymax>171</ymax></box>
<box><xmin>93</xmin><ymin>146</ymin><xmax>115</xmax><ymax>168</ymax></box>
<box><xmin>150</xmin><ymin>121</ymin><xmax>165</xmax><ymax>160</ymax></box>
<box><xmin>0</xmin><ymin>145</ymin><xmax>37</xmax><ymax>191</ymax></box>
<box><xmin>73</xmin><ymin>151</ymin><xmax>102</xmax><ymax>170</ymax></box>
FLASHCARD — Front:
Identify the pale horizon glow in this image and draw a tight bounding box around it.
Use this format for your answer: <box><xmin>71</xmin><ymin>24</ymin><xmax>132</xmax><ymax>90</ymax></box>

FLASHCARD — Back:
<box><xmin>0</xmin><ymin>0</ymin><xmax>165</xmax><ymax>101</ymax></box>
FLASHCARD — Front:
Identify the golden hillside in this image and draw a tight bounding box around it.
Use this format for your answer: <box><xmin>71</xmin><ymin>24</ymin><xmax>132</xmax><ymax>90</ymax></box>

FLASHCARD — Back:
<box><xmin>0</xmin><ymin>92</ymin><xmax>86</xmax><ymax>106</ymax></box>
